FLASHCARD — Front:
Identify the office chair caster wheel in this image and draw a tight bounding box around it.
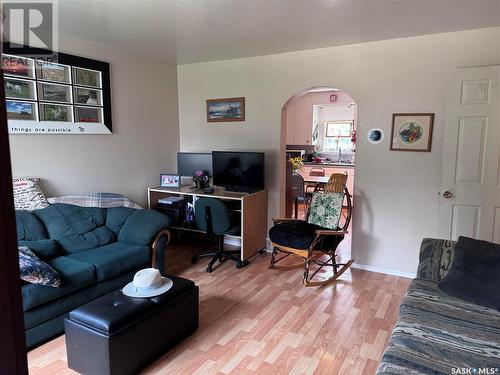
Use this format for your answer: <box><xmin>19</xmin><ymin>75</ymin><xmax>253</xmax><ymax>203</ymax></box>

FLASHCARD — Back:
<box><xmin>206</xmin><ymin>266</ymin><xmax>213</xmax><ymax>273</ymax></box>
<box><xmin>259</xmin><ymin>249</ymin><xmax>265</xmax><ymax>254</ymax></box>
<box><xmin>236</xmin><ymin>260</ymin><xmax>249</xmax><ymax>269</ymax></box>
<box><xmin>191</xmin><ymin>256</ymin><xmax>198</xmax><ymax>264</ymax></box>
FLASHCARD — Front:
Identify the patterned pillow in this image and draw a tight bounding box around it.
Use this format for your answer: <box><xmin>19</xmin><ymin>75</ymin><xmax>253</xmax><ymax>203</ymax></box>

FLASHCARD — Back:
<box><xmin>18</xmin><ymin>246</ymin><xmax>60</xmax><ymax>287</ymax></box>
<box><xmin>308</xmin><ymin>192</ymin><xmax>344</xmax><ymax>229</ymax></box>
<box><xmin>12</xmin><ymin>177</ymin><xmax>49</xmax><ymax>211</ymax></box>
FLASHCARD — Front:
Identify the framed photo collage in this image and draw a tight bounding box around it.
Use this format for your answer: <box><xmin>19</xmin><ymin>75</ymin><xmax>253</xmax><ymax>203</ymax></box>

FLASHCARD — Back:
<box><xmin>2</xmin><ymin>45</ymin><xmax>112</xmax><ymax>134</ymax></box>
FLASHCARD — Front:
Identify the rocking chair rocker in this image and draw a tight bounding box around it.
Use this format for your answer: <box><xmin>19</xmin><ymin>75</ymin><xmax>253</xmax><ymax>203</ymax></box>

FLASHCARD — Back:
<box><xmin>269</xmin><ymin>173</ymin><xmax>354</xmax><ymax>286</ymax></box>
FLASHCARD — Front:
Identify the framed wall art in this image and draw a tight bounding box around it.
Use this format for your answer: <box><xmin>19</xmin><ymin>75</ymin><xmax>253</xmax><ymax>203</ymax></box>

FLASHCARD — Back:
<box><xmin>206</xmin><ymin>97</ymin><xmax>245</xmax><ymax>122</ymax></box>
<box><xmin>2</xmin><ymin>42</ymin><xmax>112</xmax><ymax>135</ymax></box>
<box><xmin>390</xmin><ymin>113</ymin><xmax>434</xmax><ymax>152</ymax></box>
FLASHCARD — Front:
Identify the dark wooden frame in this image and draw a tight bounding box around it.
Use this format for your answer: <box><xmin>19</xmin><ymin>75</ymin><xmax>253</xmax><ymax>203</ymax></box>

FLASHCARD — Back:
<box><xmin>390</xmin><ymin>113</ymin><xmax>434</xmax><ymax>152</ymax></box>
<box><xmin>2</xmin><ymin>42</ymin><xmax>113</xmax><ymax>132</ymax></box>
<box><xmin>0</xmin><ymin>71</ymin><xmax>29</xmax><ymax>374</ymax></box>
<box><xmin>206</xmin><ymin>97</ymin><xmax>245</xmax><ymax>122</ymax></box>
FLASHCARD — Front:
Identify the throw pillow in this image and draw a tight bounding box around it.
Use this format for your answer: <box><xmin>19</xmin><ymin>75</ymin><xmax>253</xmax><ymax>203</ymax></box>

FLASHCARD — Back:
<box><xmin>12</xmin><ymin>177</ymin><xmax>49</xmax><ymax>211</ymax></box>
<box><xmin>18</xmin><ymin>246</ymin><xmax>60</xmax><ymax>287</ymax></box>
<box><xmin>308</xmin><ymin>192</ymin><xmax>344</xmax><ymax>229</ymax></box>
<box><xmin>438</xmin><ymin>236</ymin><xmax>500</xmax><ymax>311</ymax></box>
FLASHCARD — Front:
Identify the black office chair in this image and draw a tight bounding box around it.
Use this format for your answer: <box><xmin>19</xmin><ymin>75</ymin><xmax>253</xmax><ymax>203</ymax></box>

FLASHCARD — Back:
<box><xmin>190</xmin><ymin>198</ymin><xmax>244</xmax><ymax>272</ymax></box>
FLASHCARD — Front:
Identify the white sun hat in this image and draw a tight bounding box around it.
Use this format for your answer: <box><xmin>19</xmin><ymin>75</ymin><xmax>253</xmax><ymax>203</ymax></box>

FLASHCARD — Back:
<box><xmin>122</xmin><ymin>268</ymin><xmax>173</xmax><ymax>298</ymax></box>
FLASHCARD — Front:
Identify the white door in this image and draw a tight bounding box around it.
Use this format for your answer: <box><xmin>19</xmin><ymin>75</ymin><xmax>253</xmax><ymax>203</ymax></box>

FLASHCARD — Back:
<box><xmin>439</xmin><ymin>66</ymin><xmax>500</xmax><ymax>241</ymax></box>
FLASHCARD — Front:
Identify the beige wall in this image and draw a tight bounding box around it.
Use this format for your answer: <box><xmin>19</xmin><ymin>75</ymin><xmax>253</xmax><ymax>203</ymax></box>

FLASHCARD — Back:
<box><xmin>9</xmin><ymin>36</ymin><xmax>180</xmax><ymax>206</ymax></box>
<box><xmin>177</xmin><ymin>27</ymin><xmax>500</xmax><ymax>276</ymax></box>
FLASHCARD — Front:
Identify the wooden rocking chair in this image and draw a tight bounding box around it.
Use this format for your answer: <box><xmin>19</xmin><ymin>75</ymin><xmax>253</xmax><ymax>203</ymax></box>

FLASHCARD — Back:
<box><xmin>269</xmin><ymin>173</ymin><xmax>353</xmax><ymax>287</ymax></box>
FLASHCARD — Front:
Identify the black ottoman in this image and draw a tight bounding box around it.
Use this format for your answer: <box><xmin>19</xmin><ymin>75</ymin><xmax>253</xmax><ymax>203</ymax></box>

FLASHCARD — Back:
<box><xmin>64</xmin><ymin>275</ymin><xmax>199</xmax><ymax>375</ymax></box>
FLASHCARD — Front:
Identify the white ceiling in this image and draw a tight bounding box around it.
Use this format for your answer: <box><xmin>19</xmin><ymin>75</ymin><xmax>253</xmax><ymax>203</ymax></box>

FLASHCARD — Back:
<box><xmin>58</xmin><ymin>0</ymin><xmax>500</xmax><ymax>65</ymax></box>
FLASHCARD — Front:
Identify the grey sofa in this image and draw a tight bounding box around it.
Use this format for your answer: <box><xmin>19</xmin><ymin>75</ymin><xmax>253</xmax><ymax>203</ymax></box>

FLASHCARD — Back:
<box><xmin>377</xmin><ymin>238</ymin><xmax>500</xmax><ymax>374</ymax></box>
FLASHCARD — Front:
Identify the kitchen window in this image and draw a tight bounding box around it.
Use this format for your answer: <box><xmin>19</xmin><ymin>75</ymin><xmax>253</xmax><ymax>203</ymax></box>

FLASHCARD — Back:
<box><xmin>323</xmin><ymin>120</ymin><xmax>354</xmax><ymax>150</ymax></box>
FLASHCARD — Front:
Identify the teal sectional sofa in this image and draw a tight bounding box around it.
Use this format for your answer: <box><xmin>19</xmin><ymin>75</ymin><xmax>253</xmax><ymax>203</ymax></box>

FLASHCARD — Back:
<box><xmin>16</xmin><ymin>203</ymin><xmax>171</xmax><ymax>348</ymax></box>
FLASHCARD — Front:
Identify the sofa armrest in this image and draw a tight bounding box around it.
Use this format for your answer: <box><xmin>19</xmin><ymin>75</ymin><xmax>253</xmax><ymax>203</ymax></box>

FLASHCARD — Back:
<box><xmin>118</xmin><ymin>209</ymin><xmax>170</xmax><ymax>246</ymax></box>
<box><xmin>151</xmin><ymin>229</ymin><xmax>171</xmax><ymax>275</ymax></box>
<box><xmin>417</xmin><ymin>238</ymin><xmax>456</xmax><ymax>282</ymax></box>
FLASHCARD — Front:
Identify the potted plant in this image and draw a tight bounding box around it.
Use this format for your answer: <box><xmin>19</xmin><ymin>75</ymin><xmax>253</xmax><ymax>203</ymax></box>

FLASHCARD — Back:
<box><xmin>289</xmin><ymin>156</ymin><xmax>304</xmax><ymax>173</ymax></box>
<box><xmin>193</xmin><ymin>170</ymin><xmax>209</xmax><ymax>189</ymax></box>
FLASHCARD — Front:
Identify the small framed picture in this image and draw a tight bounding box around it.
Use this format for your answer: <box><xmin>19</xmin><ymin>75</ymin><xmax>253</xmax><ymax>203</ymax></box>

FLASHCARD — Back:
<box><xmin>38</xmin><ymin>83</ymin><xmax>72</xmax><ymax>103</ymax></box>
<box><xmin>74</xmin><ymin>87</ymin><xmax>102</xmax><ymax>105</ymax></box>
<box><xmin>390</xmin><ymin>113</ymin><xmax>434</xmax><ymax>152</ymax></box>
<box><xmin>37</xmin><ymin>62</ymin><xmax>71</xmax><ymax>84</ymax></box>
<box><xmin>39</xmin><ymin>103</ymin><xmax>73</xmax><ymax>122</ymax></box>
<box><xmin>75</xmin><ymin>106</ymin><xmax>103</xmax><ymax>123</ymax></box>
<box><xmin>73</xmin><ymin>67</ymin><xmax>101</xmax><ymax>88</ymax></box>
<box><xmin>2</xmin><ymin>55</ymin><xmax>35</xmax><ymax>78</ymax></box>
<box><xmin>367</xmin><ymin>127</ymin><xmax>384</xmax><ymax>144</ymax></box>
<box><xmin>6</xmin><ymin>101</ymin><xmax>37</xmax><ymax>121</ymax></box>
<box><xmin>5</xmin><ymin>78</ymin><xmax>36</xmax><ymax>100</ymax></box>
<box><xmin>206</xmin><ymin>97</ymin><xmax>245</xmax><ymax>122</ymax></box>
<box><xmin>160</xmin><ymin>174</ymin><xmax>181</xmax><ymax>188</ymax></box>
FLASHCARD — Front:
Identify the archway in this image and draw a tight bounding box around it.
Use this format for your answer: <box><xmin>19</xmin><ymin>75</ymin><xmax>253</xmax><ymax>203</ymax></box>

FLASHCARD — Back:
<box><xmin>278</xmin><ymin>86</ymin><xmax>357</xmax><ymax>258</ymax></box>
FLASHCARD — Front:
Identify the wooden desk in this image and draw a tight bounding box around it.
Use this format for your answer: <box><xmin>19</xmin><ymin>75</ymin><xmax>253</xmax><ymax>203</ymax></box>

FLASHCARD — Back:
<box><xmin>148</xmin><ymin>186</ymin><xmax>268</xmax><ymax>262</ymax></box>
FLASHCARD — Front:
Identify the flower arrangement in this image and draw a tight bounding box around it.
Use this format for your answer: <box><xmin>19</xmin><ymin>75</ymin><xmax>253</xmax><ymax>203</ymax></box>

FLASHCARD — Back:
<box><xmin>193</xmin><ymin>170</ymin><xmax>209</xmax><ymax>189</ymax></box>
<box><xmin>289</xmin><ymin>157</ymin><xmax>304</xmax><ymax>173</ymax></box>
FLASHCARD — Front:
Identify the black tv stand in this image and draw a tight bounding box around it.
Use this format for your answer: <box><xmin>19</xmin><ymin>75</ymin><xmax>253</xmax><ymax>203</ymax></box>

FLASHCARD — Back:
<box><xmin>224</xmin><ymin>186</ymin><xmax>261</xmax><ymax>194</ymax></box>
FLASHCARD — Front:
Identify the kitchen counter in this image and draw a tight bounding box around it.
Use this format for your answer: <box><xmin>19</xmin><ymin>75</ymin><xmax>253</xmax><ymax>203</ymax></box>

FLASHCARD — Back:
<box><xmin>304</xmin><ymin>162</ymin><xmax>355</xmax><ymax>168</ymax></box>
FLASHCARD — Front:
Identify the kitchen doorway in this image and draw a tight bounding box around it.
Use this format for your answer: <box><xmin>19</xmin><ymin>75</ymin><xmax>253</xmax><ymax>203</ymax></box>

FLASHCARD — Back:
<box><xmin>279</xmin><ymin>87</ymin><xmax>357</xmax><ymax>262</ymax></box>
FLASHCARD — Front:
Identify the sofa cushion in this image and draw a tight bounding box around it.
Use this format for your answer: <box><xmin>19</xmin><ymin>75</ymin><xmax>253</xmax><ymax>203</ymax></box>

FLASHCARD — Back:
<box><xmin>438</xmin><ymin>236</ymin><xmax>500</xmax><ymax>311</ymax></box>
<box><xmin>118</xmin><ymin>209</ymin><xmax>169</xmax><ymax>246</ymax></box>
<box><xmin>377</xmin><ymin>278</ymin><xmax>500</xmax><ymax>374</ymax></box>
<box><xmin>19</xmin><ymin>246</ymin><xmax>60</xmax><ymax>288</ymax></box>
<box><xmin>34</xmin><ymin>204</ymin><xmax>115</xmax><ymax>254</ymax></box>
<box><xmin>105</xmin><ymin>206</ymin><xmax>136</xmax><ymax>235</ymax></box>
<box><xmin>16</xmin><ymin>210</ymin><xmax>47</xmax><ymax>241</ymax></box>
<box><xmin>69</xmin><ymin>242</ymin><xmax>150</xmax><ymax>282</ymax></box>
<box><xmin>269</xmin><ymin>221</ymin><xmax>343</xmax><ymax>250</ymax></box>
<box><xmin>12</xmin><ymin>177</ymin><xmax>49</xmax><ymax>211</ymax></box>
<box><xmin>18</xmin><ymin>239</ymin><xmax>60</xmax><ymax>259</ymax></box>
<box><xmin>22</xmin><ymin>256</ymin><xmax>96</xmax><ymax>311</ymax></box>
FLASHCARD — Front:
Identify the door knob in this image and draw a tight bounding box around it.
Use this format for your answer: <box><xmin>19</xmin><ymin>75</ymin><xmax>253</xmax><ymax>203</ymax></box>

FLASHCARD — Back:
<box><xmin>442</xmin><ymin>191</ymin><xmax>453</xmax><ymax>199</ymax></box>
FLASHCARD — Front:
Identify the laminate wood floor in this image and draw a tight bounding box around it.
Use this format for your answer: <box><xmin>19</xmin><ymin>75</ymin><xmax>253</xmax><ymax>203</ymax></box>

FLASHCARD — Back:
<box><xmin>28</xmin><ymin>239</ymin><xmax>410</xmax><ymax>375</ymax></box>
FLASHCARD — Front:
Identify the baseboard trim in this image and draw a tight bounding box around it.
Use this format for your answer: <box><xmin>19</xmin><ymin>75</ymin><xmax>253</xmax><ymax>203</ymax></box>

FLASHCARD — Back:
<box><xmin>351</xmin><ymin>263</ymin><xmax>416</xmax><ymax>279</ymax></box>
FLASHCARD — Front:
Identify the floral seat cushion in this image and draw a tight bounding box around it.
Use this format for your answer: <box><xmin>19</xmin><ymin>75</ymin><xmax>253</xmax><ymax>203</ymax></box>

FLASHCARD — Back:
<box><xmin>308</xmin><ymin>192</ymin><xmax>344</xmax><ymax>229</ymax></box>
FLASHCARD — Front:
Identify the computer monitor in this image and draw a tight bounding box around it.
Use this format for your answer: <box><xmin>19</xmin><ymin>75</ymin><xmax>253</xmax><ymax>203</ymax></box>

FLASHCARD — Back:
<box><xmin>177</xmin><ymin>152</ymin><xmax>212</xmax><ymax>177</ymax></box>
<box><xmin>212</xmin><ymin>151</ymin><xmax>265</xmax><ymax>192</ymax></box>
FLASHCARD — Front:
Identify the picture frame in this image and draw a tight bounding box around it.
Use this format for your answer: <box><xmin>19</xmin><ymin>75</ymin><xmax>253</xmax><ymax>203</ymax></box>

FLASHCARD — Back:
<box><xmin>36</xmin><ymin>62</ymin><xmax>71</xmax><ymax>84</ymax></box>
<box><xmin>4</xmin><ymin>78</ymin><xmax>36</xmax><ymax>100</ymax></box>
<box><xmin>2</xmin><ymin>55</ymin><xmax>35</xmax><ymax>78</ymax></box>
<box><xmin>72</xmin><ymin>67</ymin><xmax>101</xmax><ymax>88</ymax></box>
<box><xmin>6</xmin><ymin>101</ymin><xmax>37</xmax><ymax>121</ymax></box>
<box><xmin>160</xmin><ymin>174</ymin><xmax>181</xmax><ymax>188</ymax></box>
<box><xmin>74</xmin><ymin>87</ymin><xmax>102</xmax><ymax>105</ymax></box>
<box><xmin>2</xmin><ymin>42</ymin><xmax>113</xmax><ymax>134</ymax></box>
<box><xmin>38</xmin><ymin>83</ymin><xmax>72</xmax><ymax>103</ymax></box>
<box><xmin>39</xmin><ymin>103</ymin><xmax>73</xmax><ymax>122</ymax></box>
<box><xmin>367</xmin><ymin>127</ymin><xmax>384</xmax><ymax>144</ymax></box>
<box><xmin>206</xmin><ymin>97</ymin><xmax>245</xmax><ymax>122</ymax></box>
<box><xmin>75</xmin><ymin>106</ymin><xmax>103</xmax><ymax>123</ymax></box>
<box><xmin>390</xmin><ymin>113</ymin><xmax>434</xmax><ymax>152</ymax></box>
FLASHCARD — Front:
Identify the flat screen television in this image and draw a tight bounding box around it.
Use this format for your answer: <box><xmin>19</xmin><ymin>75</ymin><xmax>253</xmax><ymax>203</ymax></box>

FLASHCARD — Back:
<box><xmin>177</xmin><ymin>152</ymin><xmax>212</xmax><ymax>177</ymax></box>
<box><xmin>212</xmin><ymin>151</ymin><xmax>265</xmax><ymax>193</ymax></box>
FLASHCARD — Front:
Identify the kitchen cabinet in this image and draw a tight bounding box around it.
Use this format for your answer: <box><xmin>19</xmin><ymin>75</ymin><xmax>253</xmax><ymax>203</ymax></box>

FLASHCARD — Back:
<box><xmin>286</xmin><ymin>95</ymin><xmax>313</xmax><ymax>145</ymax></box>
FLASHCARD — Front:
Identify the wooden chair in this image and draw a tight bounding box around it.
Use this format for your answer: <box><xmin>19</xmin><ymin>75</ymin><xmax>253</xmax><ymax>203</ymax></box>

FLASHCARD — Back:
<box><xmin>269</xmin><ymin>174</ymin><xmax>353</xmax><ymax>286</ymax></box>
<box><xmin>291</xmin><ymin>172</ymin><xmax>308</xmax><ymax>219</ymax></box>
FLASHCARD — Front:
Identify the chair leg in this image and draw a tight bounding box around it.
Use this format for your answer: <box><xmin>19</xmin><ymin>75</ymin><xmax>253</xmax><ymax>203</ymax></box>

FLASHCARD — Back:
<box><xmin>269</xmin><ymin>247</ymin><xmax>278</xmax><ymax>269</ymax></box>
<box><xmin>303</xmin><ymin>257</ymin><xmax>311</xmax><ymax>285</ymax></box>
<box><xmin>294</xmin><ymin>198</ymin><xmax>298</xmax><ymax>218</ymax></box>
